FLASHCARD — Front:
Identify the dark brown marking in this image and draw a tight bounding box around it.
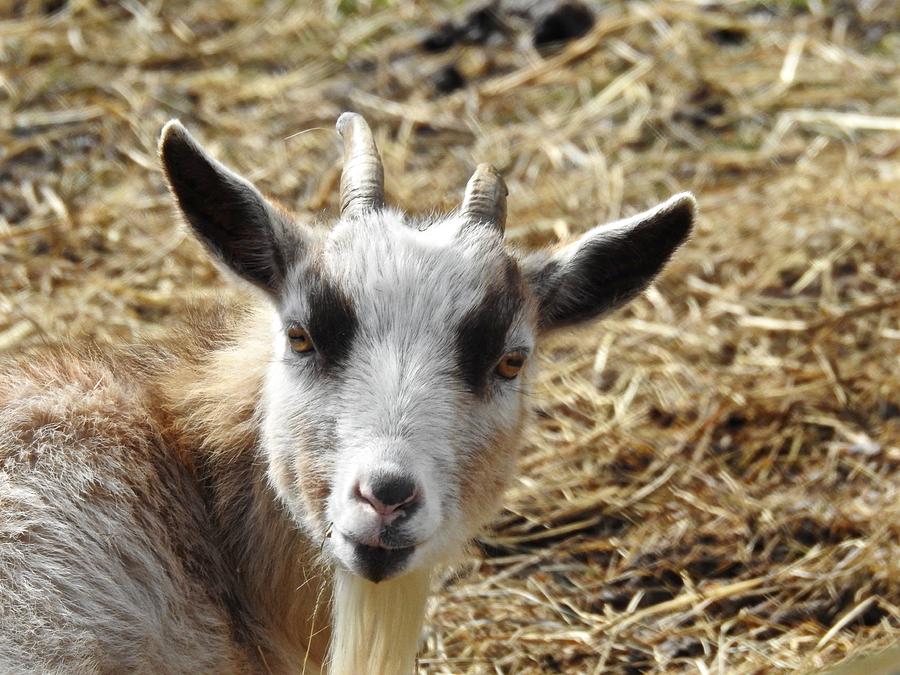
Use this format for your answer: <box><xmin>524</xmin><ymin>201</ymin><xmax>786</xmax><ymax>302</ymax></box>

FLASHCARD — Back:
<box><xmin>304</xmin><ymin>272</ymin><xmax>358</xmax><ymax>370</ymax></box>
<box><xmin>352</xmin><ymin>543</ymin><xmax>415</xmax><ymax>583</ymax></box>
<box><xmin>455</xmin><ymin>256</ymin><xmax>525</xmax><ymax>395</ymax></box>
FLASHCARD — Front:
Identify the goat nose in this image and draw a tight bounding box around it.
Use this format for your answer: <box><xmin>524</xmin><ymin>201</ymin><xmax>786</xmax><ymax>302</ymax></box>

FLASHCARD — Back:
<box><xmin>355</xmin><ymin>475</ymin><xmax>419</xmax><ymax>516</ymax></box>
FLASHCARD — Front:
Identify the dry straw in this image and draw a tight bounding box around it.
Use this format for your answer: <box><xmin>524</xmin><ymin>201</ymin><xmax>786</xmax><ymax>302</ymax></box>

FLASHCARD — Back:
<box><xmin>1</xmin><ymin>0</ymin><xmax>898</xmax><ymax>672</ymax></box>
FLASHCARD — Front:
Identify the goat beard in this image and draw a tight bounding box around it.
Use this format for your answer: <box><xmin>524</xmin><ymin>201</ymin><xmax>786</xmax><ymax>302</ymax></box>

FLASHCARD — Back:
<box><xmin>326</xmin><ymin>566</ymin><xmax>433</xmax><ymax>675</ymax></box>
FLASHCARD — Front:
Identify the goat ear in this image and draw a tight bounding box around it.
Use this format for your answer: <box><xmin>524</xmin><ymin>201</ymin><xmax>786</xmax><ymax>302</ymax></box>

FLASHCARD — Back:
<box><xmin>159</xmin><ymin>120</ymin><xmax>302</xmax><ymax>294</ymax></box>
<box><xmin>522</xmin><ymin>193</ymin><xmax>695</xmax><ymax>332</ymax></box>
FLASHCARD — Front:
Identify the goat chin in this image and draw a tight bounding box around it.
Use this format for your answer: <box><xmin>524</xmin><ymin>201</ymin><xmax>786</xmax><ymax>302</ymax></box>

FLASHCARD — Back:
<box><xmin>328</xmin><ymin>567</ymin><xmax>433</xmax><ymax>675</ymax></box>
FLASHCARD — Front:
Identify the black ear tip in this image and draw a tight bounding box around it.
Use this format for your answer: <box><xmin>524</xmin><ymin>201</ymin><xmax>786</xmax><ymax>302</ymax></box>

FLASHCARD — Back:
<box><xmin>158</xmin><ymin>119</ymin><xmax>192</xmax><ymax>158</ymax></box>
<box><xmin>666</xmin><ymin>191</ymin><xmax>697</xmax><ymax>217</ymax></box>
<box><xmin>665</xmin><ymin>191</ymin><xmax>697</xmax><ymax>227</ymax></box>
<box><xmin>670</xmin><ymin>191</ymin><xmax>697</xmax><ymax>212</ymax></box>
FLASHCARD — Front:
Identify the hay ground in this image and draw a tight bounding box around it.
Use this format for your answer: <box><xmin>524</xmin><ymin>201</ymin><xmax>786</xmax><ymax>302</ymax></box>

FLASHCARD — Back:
<box><xmin>1</xmin><ymin>0</ymin><xmax>899</xmax><ymax>672</ymax></box>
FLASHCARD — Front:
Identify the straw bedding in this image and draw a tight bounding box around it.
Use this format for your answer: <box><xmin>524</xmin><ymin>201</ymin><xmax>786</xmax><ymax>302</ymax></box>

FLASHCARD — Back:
<box><xmin>1</xmin><ymin>0</ymin><xmax>898</xmax><ymax>672</ymax></box>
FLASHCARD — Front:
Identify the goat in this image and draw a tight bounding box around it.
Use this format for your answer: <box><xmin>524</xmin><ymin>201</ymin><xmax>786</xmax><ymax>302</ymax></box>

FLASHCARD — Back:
<box><xmin>0</xmin><ymin>113</ymin><xmax>695</xmax><ymax>674</ymax></box>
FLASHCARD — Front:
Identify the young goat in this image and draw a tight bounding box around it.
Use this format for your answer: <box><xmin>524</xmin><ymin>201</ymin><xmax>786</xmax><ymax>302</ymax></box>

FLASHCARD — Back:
<box><xmin>0</xmin><ymin>113</ymin><xmax>695</xmax><ymax>674</ymax></box>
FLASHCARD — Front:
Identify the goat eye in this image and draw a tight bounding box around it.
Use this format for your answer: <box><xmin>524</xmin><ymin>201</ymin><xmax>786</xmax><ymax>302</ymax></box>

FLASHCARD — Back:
<box><xmin>495</xmin><ymin>351</ymin><xmax>526</xmax><ymax>379</ymax></box>
<box><xmin>287</xmin><ymin>326</ymin><xmax>314</xmax><ymax>354</ymax></box>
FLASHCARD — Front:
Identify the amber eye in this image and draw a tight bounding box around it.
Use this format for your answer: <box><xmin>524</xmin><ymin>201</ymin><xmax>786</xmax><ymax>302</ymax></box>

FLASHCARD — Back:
<box><xmin>287</xmin><ymin>326</ymin><xmax>314</xmax><ymax>354</ymax></box>
<box><xmin>496</xmin><ymin>351</ymin><xmax>527</xmax><ymax>379</ymax></box>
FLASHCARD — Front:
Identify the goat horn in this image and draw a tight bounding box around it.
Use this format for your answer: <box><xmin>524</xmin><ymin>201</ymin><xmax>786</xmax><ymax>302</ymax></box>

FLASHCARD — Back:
<box><xmin>461</xmin><ymin>164</ymin><xmax>507</xmax><ymax>233</ymax></box>
<box><xmin>336</xmin><ymin>112</ymin><xmax>384</xmax><ymax>218</ymax></box>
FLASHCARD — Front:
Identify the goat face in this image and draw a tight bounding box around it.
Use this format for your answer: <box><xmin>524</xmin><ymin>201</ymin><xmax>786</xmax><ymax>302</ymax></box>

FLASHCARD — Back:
<box><xmin>159</xmin><ymin>115</ymin><xmax>695</xmax><ymax>583</ymax></box>
<box><xmin>267</xmin><ymin>212</ymin><xmax>533</xmax><ymax>581</ymax></box>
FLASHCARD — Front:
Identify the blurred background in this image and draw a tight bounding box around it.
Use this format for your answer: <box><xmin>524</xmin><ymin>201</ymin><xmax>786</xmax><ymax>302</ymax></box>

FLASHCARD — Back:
<box><xmin>1</xmin><ymin>0</ymin><xmax>898</xmax><ymax>672</ymax></box>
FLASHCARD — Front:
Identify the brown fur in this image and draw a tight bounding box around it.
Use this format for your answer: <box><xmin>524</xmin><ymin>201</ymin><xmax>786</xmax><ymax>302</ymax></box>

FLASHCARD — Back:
<box><xmin>0</xmin><ymin>296</ymin><xmax>330</xmax><ymax>672</ymax></box>
<box><xmin>458</xmin><ymin>423</ymin><xmax>526</xmax><ymax>532</ymax></box>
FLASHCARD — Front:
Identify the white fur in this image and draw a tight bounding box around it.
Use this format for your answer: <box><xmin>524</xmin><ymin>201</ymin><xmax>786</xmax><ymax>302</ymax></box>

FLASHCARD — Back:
<box><xmin>328</xmin><ymin>568</ymin><xmax>431</xmax><ymax>675</ymax></box>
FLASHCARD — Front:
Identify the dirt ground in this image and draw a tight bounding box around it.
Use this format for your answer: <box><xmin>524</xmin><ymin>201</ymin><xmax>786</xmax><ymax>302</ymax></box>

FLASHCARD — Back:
<box><xmin>1</xmin><ymin>0</ymin><xmax>898</xmax><ymax>672</ymax></box>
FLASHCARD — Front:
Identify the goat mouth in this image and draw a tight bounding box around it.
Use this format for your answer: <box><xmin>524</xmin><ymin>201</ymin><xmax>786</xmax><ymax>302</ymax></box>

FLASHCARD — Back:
<box><xmin>339</xmin><ymin>529</ymin><xmax>417</xmax><ymax>551</ymax></box>
<box><xmin>351</xmin><ymin>542</ymin><xmax>416</xmax><ymax>583</ymax></box>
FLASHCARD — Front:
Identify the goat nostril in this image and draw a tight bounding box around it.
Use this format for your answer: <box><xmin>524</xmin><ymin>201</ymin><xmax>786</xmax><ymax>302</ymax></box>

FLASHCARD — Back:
<box><xmin>355</xmin><ymin>475</ymin><xmax>420</xmax><ymax>516</ymax></box>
